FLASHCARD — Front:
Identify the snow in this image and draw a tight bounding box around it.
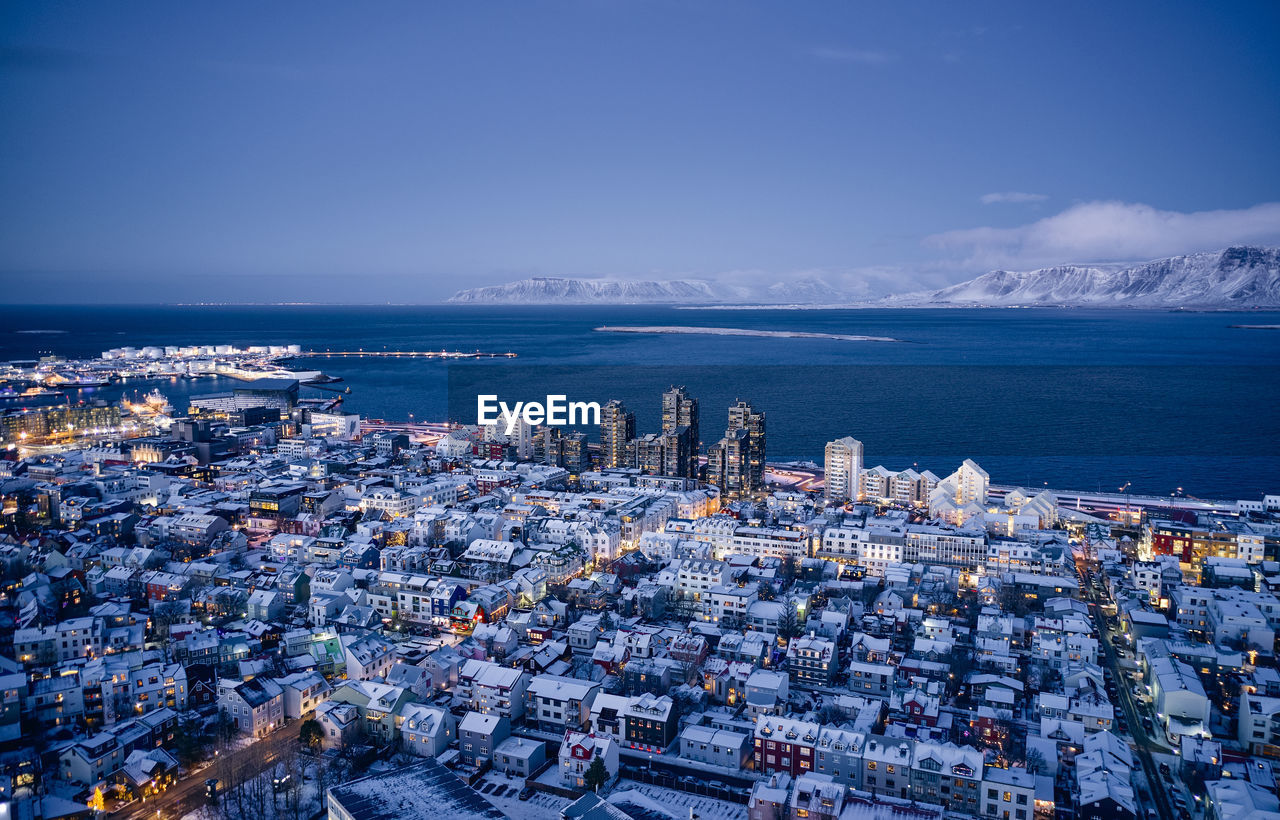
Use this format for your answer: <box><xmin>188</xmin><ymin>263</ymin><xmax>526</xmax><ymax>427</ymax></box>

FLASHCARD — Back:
<box><xmin>473</xmin><ymin>770</ymin><xmax>572</xmax><ymax>820</ymax></box>
<box><xmin>612</xmin><ymin>782</ymin><xmax>747</xmax><ymax>820</ymax></box>
<box><xmin>448</xmin><ymin>277</ymin><xmax>721</xmax><ymax>304</ymax></box>
<box><xmin>889</xmin><ymin>246</ymin><xmax>1280</xmax><ymax>308</ymax></box>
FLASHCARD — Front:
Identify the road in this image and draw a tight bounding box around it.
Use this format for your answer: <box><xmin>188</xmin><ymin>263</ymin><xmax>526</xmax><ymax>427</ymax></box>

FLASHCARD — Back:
<box><xmin>108</xmin><ymin>726</ymin><xmax>300</xmax><ymax>820</ymax></box>
<box><xmin>1076</xmin><ymin>555</ymin><xmax>1176</xmax><ymax>820</ymax></box>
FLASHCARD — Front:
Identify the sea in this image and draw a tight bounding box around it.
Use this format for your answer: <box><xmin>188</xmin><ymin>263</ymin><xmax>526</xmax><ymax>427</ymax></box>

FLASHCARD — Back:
<box><xmin>3</xmin><ymin>304</ymin><xmax>1279</xmax><ymax>501</ymax></box>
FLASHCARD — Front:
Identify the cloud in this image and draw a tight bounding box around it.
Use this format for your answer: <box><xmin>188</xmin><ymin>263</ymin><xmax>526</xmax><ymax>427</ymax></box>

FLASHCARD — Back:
<box><xmin>809</xmin><ymin>46</ymin><xmax>894</xmax><ymax>65</ymax></box>
<box><xmin>980</xmin><ymin>191</ymin><xmax>1048</xmax><ymax>205</ymax></box>
<box><xmin>925</xmin><ymin>200</ymin><xmax>1280</xmax><ymax>271</ymax></box>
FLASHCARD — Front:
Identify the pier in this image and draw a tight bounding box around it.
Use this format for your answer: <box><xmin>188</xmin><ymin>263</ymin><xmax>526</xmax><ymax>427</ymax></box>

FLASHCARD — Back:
<box><xmin>291</xmin><ymin>350</ymin><xmax>517</xmax><ymax>359</ymax></box>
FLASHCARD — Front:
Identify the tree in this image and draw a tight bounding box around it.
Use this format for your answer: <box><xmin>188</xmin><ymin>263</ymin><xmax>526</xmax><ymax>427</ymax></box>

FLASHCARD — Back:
<box><xmin>1025</xmin><ymin>748</ymin><xmax>1047</xmax><ymax>775</ymax></box>
<box><xmin>89</xmin><ymin>786</ymin><xmax>105</xmax><ymax>814</ymax></box>
<box><xmin>299</xmin><ymin>718</ymin><xmax>324</xmax><ymax>751</ymax></box>
<box><xmin>583</xmin><ymin>755</ymin><xmax>609</xmax><ymax>793</ymax></box>
<box><xmin>777</xmin><ymin>595</ymin><xmax>804</xmax><ymax>643</ymax></box>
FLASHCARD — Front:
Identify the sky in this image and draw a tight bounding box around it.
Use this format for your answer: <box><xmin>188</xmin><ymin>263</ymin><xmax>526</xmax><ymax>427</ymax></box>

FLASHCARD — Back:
<box><xmin>2</xmin><ymin>1</ymin><xmax>1279</xmax><ymax>303</ymax></box>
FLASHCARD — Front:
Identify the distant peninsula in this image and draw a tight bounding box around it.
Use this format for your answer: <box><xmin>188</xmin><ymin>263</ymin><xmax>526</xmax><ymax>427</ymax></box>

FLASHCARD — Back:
<box><xmin>595</xmin><ymin>325</ymin><xmax>902</xmax><ymax>342</ymax></box>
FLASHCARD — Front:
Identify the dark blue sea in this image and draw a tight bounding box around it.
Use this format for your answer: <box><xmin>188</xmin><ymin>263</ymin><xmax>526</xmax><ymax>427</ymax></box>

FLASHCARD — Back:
<box><xmin>3</xmin><ymin>305</ymin><xmax>1278</xmax><ymax>500</ymax></box>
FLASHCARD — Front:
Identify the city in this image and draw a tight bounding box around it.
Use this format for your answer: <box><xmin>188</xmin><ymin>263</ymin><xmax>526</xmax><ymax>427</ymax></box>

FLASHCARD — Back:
<box><xmin>1</xmin><ymin>374</ymin><xmax>1277</xmax><ymax>820</ymax></box>
<box><xmin>3</xmin><ymin>3</ymin><xmax>1279</xmax><ymax>820</ymax></box>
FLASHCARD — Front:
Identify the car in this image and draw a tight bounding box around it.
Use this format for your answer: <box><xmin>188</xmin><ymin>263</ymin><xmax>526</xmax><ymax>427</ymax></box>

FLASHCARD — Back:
<box><xmin>518</xmin><ymin>786</ymin><xmax>535</xmax><ymax>801</ymax></box>
<box><xmin>1159</xmin><ymin>762</ymin><xmax>1171</xmax><ymax>776</ymax></box>
<box><xmin>272</xmin><ymin>774</ymin><xmax>293</xmax><ymax>792</ymax></box>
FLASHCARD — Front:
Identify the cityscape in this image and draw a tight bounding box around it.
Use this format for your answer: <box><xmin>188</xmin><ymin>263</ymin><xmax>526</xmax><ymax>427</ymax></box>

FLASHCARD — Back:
<box><xmin>3</xmin><ymin>3</ymin><xmax>1280</xmax><ymax>820</ymax></box>
<box><xmin>1</xmin><ymin>363</ymin><xmax>1278</xmax><ymax>820</ymax></box>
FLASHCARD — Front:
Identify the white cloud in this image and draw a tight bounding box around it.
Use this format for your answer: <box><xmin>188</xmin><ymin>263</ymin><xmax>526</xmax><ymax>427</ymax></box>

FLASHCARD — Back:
<box><xmin>810</xmin><ymin>46</ymin><xmax>894</xmax><ymax>65</ymax></box>
<box><xmin>925</xmin><ymin>200</ymin><xmax>1280</xmax><ymax>270</ymax></box>
<box><xmin>979</xmin><ymin>191</ymin><xmax>1048</xmax><ymax>205</ymax></box>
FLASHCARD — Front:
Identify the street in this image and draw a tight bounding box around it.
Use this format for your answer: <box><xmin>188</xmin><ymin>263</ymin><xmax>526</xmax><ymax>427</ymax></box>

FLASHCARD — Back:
<box><xmin>108</xmin><ymin>726</ymin><xmax>301</xmax><ymax>820</ymax></box>
<box><xmin>1077</xmin><ymin>555</ymin><xmax>1176</xmax><ymax>820</ymax></box>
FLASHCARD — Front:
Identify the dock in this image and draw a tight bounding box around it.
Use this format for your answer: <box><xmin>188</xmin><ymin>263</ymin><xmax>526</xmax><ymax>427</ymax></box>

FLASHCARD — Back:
<box><xmin>291</xmin><ymin>350</ymin><xmax>517</xmax><ymax>359</ymax></box>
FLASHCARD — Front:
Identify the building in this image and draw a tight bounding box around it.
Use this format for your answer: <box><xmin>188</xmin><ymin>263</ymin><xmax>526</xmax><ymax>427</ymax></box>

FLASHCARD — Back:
<box><xmin>560</xmin><ymin>731</ymin><xmax>619</xmax><ymax>789</ymax></box>
<box><xmin>787</xmin><ymin>634</ymin><xmax>837</xmax><ymax>686</ymax></box>
<box><xmin>982</xmin><ymin>765</ymin><xmax>1035</xmax><ymax>820</ymax></box>
<box><xmin>679</xmin><ymin>724</ymin><xmax>750</xmax><ymax>769</ymax></box>
<box><xmin>326</xmin><ymin>757</ymin><xmax>505</xmax><ymax>820</ymax></box>
<box><xmin>661</xmin><ymin>386</ymin><xmax>700</xmax><ymax>478</ymax></box>
<box><xmin>754</xmin><ymin>716</ymin><xmax>819</xmax><ymax>776</ymax></box>
<box><xmin>622</xmin><ymin>693</ymin><xmax>677</xmax><ymax>752</ymax></box>
<box><xmin>219</xmin><ymin>677</ymin><xmax>284</xmax><ymax>737</ymax></box>
<box><xmin>709</xmin><ymin>400</ymin><xmax>766</xmax><ymax>498</ymax></box>
<box><xmin>525</xmin><ymin>674</ymin><xmax>599</xmax><ymax>734</ymax></box>
<box><xmin>824</xmin><ymin>437</ymin><xmax>863</xmax><ymax>505</ymax></box>
<box><xmin>398</xmin><ymin>703</ymin><xmax>455</xmax><ymax>758</ymax></box>
<box><xmin>599</xmin><ymin>400</ymin><xmax>635</xmax><ymax>470</ymax></box>
<box><xmin>493</xmin><ymin>736</ymin><xmax>546</xmax><ymax>778</ymax></box>
<box><xmin>458</xmin><ymin>711</ymin><xmax>509</xmax><ymax>766</ymax></box>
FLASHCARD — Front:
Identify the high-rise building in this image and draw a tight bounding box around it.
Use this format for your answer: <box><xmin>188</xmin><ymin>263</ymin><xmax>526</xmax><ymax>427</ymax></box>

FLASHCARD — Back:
<box><xmin>661</xmin><ymin>387</ymin><xmax>699</xmax><ymax>477</ymax></box>
<box><xmin>562</xmin><ymin>432</ymin><xmax>590</xmax><ymax>476</ymax></box>
<box><xmin>824</xmin><ymin>437</ymin><xmax>863</xmax><ymax>504</ymax></box>
<box><xmin>630</xmin><ymin>428</ymin><xmax>692</xmax><ymax>479</ymax></box>
<box><xmin>708</xmin><ymin>399</ymin><xmax>765</xmax><ymax>497</ymax></box>
<box><xmin>599</xmin><ymin>400</ymin><xmax>635</xmax><ymax>469</ymax></box>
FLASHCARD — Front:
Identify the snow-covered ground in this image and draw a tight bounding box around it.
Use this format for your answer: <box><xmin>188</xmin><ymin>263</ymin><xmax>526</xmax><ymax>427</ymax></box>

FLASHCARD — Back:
<box><xmin>473</xmin><ymin>771</ymin><xmax>572</xmax><ymax>820</ymax></box>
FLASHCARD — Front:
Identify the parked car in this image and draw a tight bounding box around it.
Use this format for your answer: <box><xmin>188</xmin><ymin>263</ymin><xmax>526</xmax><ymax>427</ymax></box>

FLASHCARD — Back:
<box><xmin>518</xmin><ymin>786</ymin><xmax>535</xmax><ymax>801</ymax></box>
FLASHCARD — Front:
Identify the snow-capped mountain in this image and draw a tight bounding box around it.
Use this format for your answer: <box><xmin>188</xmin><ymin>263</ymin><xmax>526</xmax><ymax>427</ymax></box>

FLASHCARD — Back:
<box><xmin>888</xmin><ymin>246</ymin><xmax>1280</xmax><ymax>308</ymax></box>
<box><xmin>447</xmin><ymin>277</ymin><xmax>722</xmax><ymax>304</ymax></box>
<box><xmin>762</xmin><ymin>277</ymin><xmax>849</xmax><ymax>304</ymax></box>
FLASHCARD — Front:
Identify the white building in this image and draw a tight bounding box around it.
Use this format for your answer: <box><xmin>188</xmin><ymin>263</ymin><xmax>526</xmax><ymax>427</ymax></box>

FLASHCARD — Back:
<box><xmin>824</xmin><ymin>437</ymin><xmax>863</xmax><ymax>505</ymax></box>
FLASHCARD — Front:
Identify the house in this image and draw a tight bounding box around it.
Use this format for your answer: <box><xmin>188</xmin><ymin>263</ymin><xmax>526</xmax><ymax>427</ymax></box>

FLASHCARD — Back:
<box><xmin>525</xmin><ymin>674</ymin><xmax>600</xmax><ymax>734</ymax></box>
<box><xmin>1075</xmin><ymin>771</ymin><xmax>1136</xmax><ymax>820</ymax></box>
<box><xmin>754</xmin><ymin>716</ymin><xmax>820</xmax><ymax>776</ymax></box>
<box><xmin>679</xmin><ymin>724</ymin><xmax>750</xmax><ymax>769</ymax></box>
<box><xmin>276</xmin><ymin>671</ymin><xmax>331</xmax><ymax>719</ymax></box>
<box><xmin>314</xmin><ymin>700</ymin><xmax>361</xmax><ymax>748</ymax></box>
<box><xmin>458</xmin><ymin>659</ymin><xmax>529</xmax><ymax>720</ymax></box>
<box><xmin>982</xmin><ymin>765</ymin><xmax>1035</xmax><ymax>820</ymax></box>
<box><xmin>745</xmin><ymin>669</ymin><xmax>789</xmax><ymax>718</ymax></box>
<box><xmin>341</xmin><ymin>633</ymin><xmax>395</xmax><ymax>681</ymax></box>
<box><xmin>622</xmin><ymin>693</ymin><xmax>677</xmax><ymax>753</ymax></box>
<box><xmin>218</xmin><ymin>677</ymin><xmax>284</xmax><ymax>737</ymax></box>
<box><xmin>560</xmin><ymin>731</ymin><xmax>619</xmax><ymax>789</ymax></box>
<box><xmin>399</xmin><ymin>703</ymin><xmax>455</xmax><ymax>758</ymax></box>
<box><xmin>459</xmin><ymin>711</ymin><xmax>509</xmax><ymax>766</ymax></box>
<box><xmin>493</xmin><ymin>736</ymin><xmax>546</xmax><ymax>777</ymax></box>
<box><xmin>121</xmin><ymin>748</ymin><xmax>179</xmax><ymax>799</ymax></box>
<box><xmin>787</xmin><ymin>634</ymin><xmax>836</xmax><ymax>686</ymax></box>
<box><xmin>246</xmin><ymin>589</ymin><xmax>284</xmax><ymax>621</ymax></box>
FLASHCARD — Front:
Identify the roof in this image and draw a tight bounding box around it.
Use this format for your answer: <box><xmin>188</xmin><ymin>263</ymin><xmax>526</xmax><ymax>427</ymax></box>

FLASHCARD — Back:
<box><xmin>459</xmin><ymin>711</ymin><xmax>504</xmax><ymax>735</ymax></box>
<box><xmin>327</xmin><ymin>757</ymin><xmax>505</xmax><ymax>820</ymax></box>
<box><xmin>527</xmin><ymin>673</ymin><xmax>599</xmax><ymax>701</ymax></box>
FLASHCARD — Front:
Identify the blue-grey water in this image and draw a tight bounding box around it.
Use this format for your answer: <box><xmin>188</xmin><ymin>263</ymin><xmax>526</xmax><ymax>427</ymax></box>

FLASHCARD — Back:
<box><xmin>2</xmin><ymin>305</ymin><xmax>1278</xmax><ymax>500</ymax></box>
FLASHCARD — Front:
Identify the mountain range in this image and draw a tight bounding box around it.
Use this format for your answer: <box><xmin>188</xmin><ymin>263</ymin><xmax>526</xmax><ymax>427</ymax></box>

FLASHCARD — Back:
<box><xmin>886</xmin><ymin>246</ymin><xmax>1280</xmax><ymax>308</ymax></box>
<box><xmin>446</xmin><ymin>277</ymin><xmax>721</xmax><ymax>304</ymax></box>
<box><xmin>446</xmin><ymin>247</ymin><xmax>1280</xmax><ymax>308</ymax></box>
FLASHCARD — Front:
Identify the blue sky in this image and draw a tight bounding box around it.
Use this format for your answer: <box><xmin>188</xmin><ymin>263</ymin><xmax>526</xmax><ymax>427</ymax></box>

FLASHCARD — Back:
<box><xmin>2</xmin><ymin>1</ymin><xmax>1278</xmax><ymax>302</ymax></box>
